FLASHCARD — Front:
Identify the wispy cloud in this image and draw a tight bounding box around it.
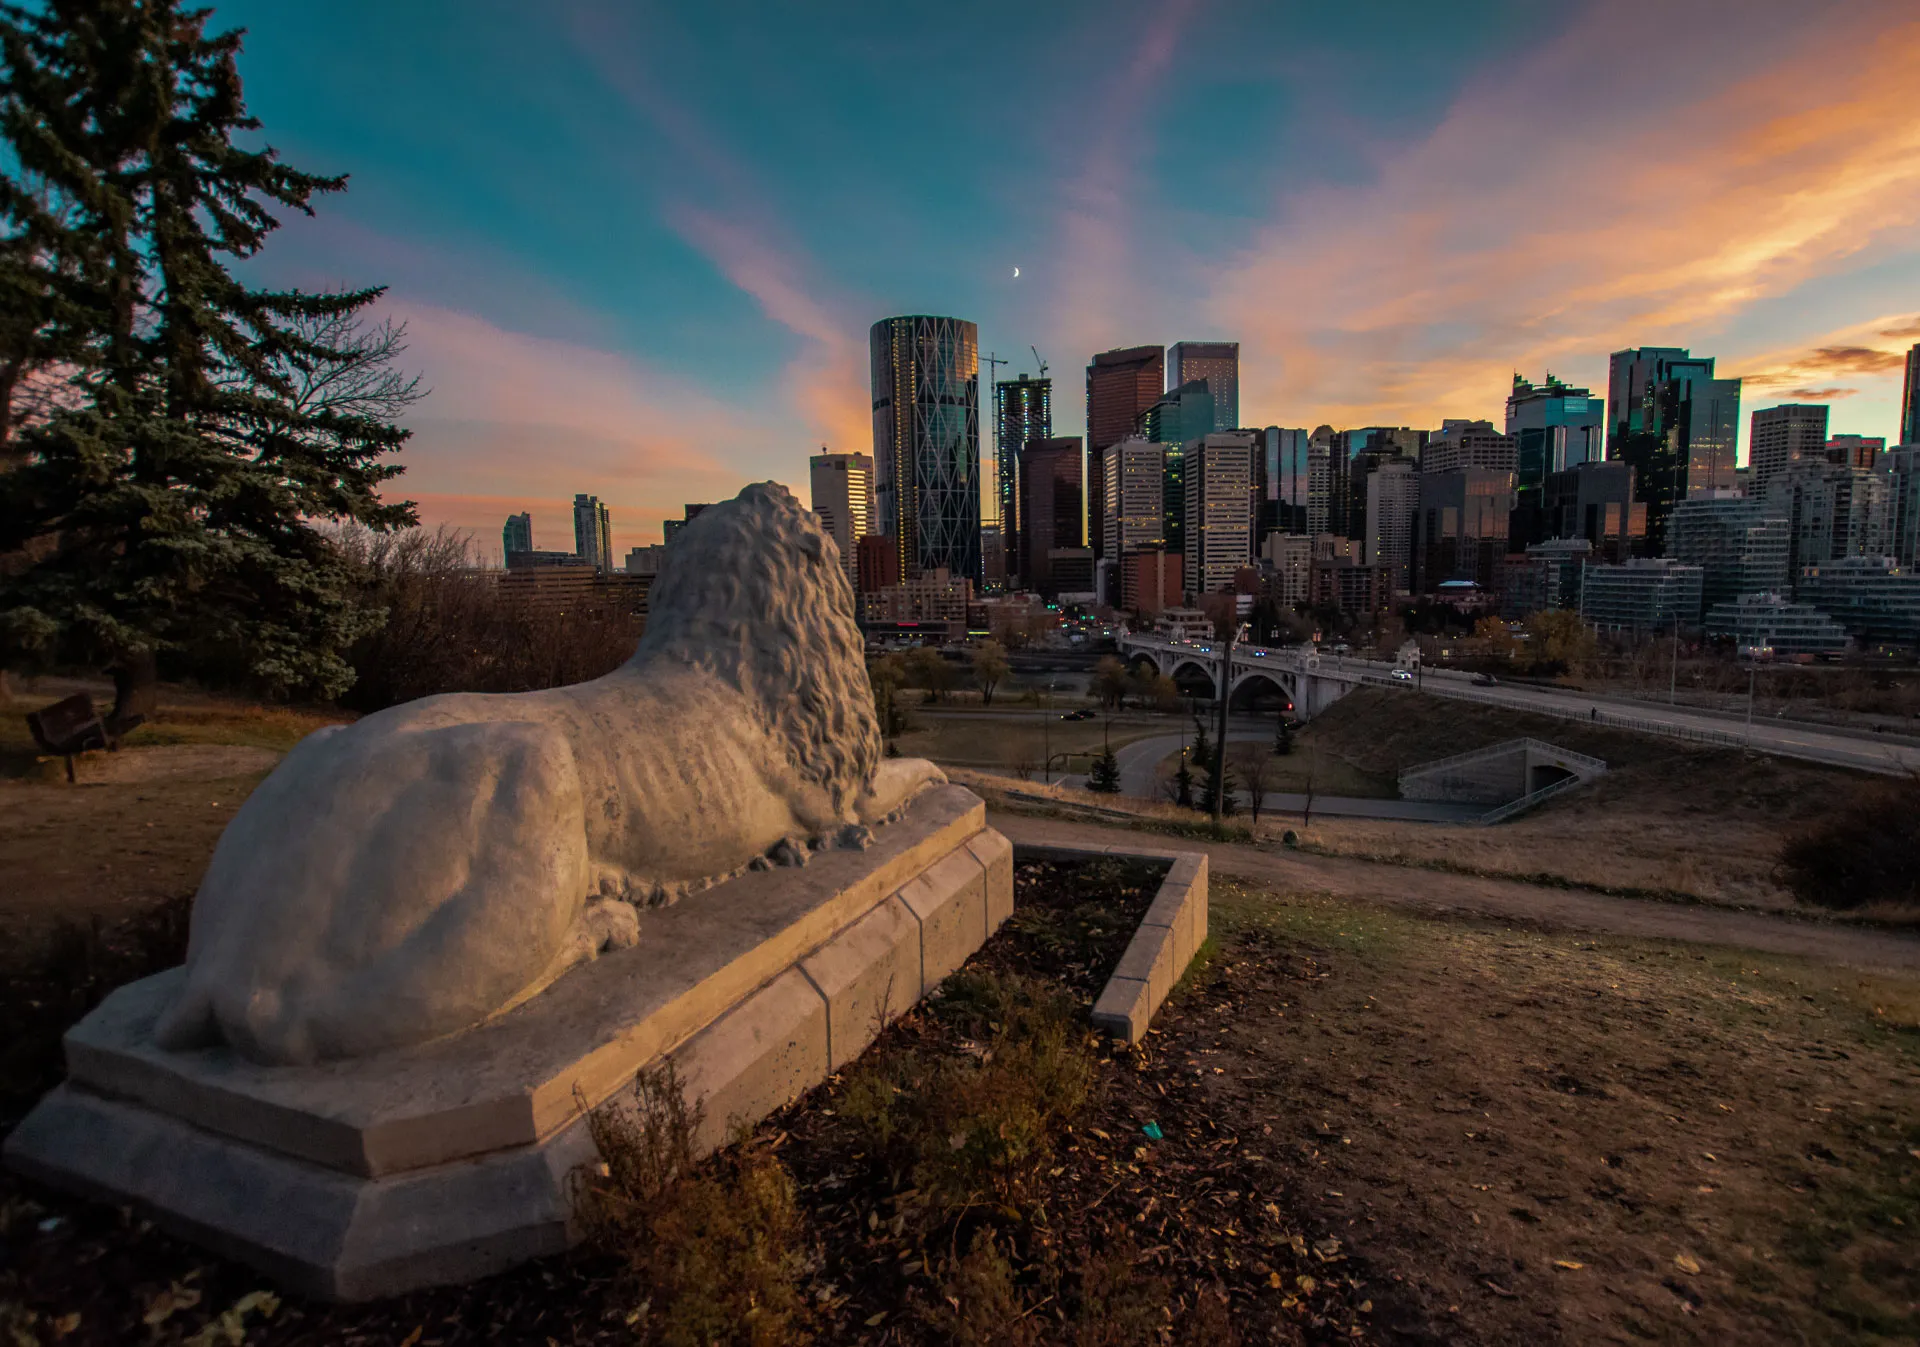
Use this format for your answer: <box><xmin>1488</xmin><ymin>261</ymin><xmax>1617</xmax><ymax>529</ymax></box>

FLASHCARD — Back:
<box><xmin>1044</xmin><ymin>0</ymin><xmax>1206</xmax><ymax>365</ymax></box>
<box><xmin>1210</xmin><ymin>1</ymin><xmax>1920</xmax><ymax>430</ymax></box>
<box><xmin>391</xmin><ymin>302</ymin><xmax>753</xmax><ymax>555</ymax></box>
<box><xmin>568</xmin><ymin>6</ymin><xmax>871</xmax><ymax>461</ymax></box>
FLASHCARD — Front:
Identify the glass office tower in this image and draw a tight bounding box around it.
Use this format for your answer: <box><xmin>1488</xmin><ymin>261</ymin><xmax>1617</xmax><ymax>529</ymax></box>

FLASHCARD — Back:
<box><xmin>871</xmin><ymin>316</ymin><xmax>982</xmax><ymax>582</ymax></box>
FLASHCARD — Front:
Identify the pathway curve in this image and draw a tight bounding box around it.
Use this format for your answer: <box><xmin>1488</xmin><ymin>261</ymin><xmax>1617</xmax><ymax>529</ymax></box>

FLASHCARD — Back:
<box><xmin>989</xmin><ymin>811</ymin><xmax>1920</xmax><ymax>975</ymax></box>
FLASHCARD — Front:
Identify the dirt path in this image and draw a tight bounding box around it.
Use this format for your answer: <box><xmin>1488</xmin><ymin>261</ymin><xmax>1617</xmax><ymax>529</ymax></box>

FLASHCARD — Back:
<box><xmin>988</xmin><ymin>810</ymin><xmax>1920</xmax><ymax>976</ymax></box>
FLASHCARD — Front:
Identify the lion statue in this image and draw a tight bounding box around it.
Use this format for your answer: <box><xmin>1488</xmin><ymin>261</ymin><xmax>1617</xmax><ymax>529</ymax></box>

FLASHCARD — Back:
<box><xmin>154</xmin><ymin>483</ymin><xmax>946</xmax><ymax>1065</ymax></box>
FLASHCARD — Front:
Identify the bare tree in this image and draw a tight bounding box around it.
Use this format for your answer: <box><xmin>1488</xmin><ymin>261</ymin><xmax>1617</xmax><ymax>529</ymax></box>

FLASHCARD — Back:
<box><xmin>1301</xmin><ymin>746</ymin><xmax>1318</xmax><ymax>828</ymax></box>
<box><xmin>1234</xmin><ymin>742</ymin><xmax>1273</xmax><ymax>826</ymax></box>
<box><xmin>222</xmin><ymin>295</ymin><xmax>428</xmax><ymax>424</ymax></box>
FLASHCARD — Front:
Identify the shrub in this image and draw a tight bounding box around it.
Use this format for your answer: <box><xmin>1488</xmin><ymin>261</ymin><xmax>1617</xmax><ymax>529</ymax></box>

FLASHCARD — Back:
<box><xmin>575</xmin><ymin>1064</ymin><xmax>813</xmax><ymax>1346</ymax></box>
<box><xmin>841</xmin><ymin>972</ymin><xmax>1095</xmax><ymax>1216</ymax></box>
<box><xmin>1778</xmin><ymin>775</ymin><xmax>1920</xmax><ymax>912</ymax></box>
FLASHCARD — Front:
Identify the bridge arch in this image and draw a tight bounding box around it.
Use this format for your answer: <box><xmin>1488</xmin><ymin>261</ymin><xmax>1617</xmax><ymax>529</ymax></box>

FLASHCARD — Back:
<box><xmin>1167</xmin><ymin>659</ymin><xmax>1218</xmax><ymax>697</ymax></box>
<box><xmin>1227</xmin><ymin>668</ymin><xmax>1295</xmax><ymax>713</ymax></box>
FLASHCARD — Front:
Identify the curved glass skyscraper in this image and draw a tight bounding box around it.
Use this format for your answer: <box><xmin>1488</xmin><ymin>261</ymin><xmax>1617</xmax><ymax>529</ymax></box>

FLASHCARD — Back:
<box><xmin>871</xmin><ymin>316</ymin><xmax>981</xmax><ymax>582</ymax></box>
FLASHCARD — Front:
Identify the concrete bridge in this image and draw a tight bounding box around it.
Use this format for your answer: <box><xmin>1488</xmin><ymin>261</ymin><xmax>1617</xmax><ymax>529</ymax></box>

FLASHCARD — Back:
<box><xmin>1115</xmin><ymin>633</ymin><xmax>1389</xmax><ymax>720</ymax></box>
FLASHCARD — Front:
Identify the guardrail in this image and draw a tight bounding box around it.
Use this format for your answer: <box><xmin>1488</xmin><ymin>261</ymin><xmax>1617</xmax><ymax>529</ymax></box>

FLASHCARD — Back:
<box><xmin>1474</xmin><ymin>771</ymin><xmax>1593</xmax><ymax>825</ymax></box>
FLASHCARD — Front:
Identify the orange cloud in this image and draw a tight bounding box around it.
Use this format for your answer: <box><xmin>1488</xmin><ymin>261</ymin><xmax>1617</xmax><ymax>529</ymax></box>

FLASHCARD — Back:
<box><xmin>1209</xmin><ymin>3</ymin><xmax>1920</xmax><ymax>431</ymax></box>
<box><xmin>662</xmin><ymin>204</ymin><xmax>871</xmax><ymax>455</ymax></box>
<box><xmin>388</xmin><ymin>302</ymin><xmax>763</xmax><ymax>557</ymax></box>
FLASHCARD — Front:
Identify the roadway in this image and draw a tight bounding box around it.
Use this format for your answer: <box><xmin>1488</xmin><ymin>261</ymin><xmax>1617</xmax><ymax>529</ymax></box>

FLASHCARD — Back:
<box><xmin>1123</xmin><ymin>637</ymin><xmax>1920</xmax><ymax>777</ymax></box>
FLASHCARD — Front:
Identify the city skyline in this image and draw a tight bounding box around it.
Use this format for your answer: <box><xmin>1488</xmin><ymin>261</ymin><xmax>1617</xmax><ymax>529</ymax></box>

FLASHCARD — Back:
<box><xmin>213</xmin><ymin>0</ymin><xmax>1920</xmax><ymax>555</ymax></box>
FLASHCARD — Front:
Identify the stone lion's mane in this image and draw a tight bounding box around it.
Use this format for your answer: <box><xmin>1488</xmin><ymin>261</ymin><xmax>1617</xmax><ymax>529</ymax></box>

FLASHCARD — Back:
<box><xmin>634</xmin><ymin>482</ymin><xmax>881</xmax><ymax>815</ymax></box>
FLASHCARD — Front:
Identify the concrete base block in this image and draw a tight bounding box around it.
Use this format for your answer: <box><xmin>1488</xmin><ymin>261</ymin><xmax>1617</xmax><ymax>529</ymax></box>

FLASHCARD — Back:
<box><xmin>800</xmin><ymin>896</ymin><xmax>922</xmax><ymax>1071</ymax></box>
<box><xmin>8</xmin><ymin>788</ymin><xmax>1014</xmax><ymax>1301</ymax></box>
<box><xmin>898</xmin><ymin>844</ymin><xmax>988</xmax><ymax>989</ymax></box>
<box><xmin>670</xmin><ymin>968</ymin><xmax>827</xmax><ymax>1154</ymax></box>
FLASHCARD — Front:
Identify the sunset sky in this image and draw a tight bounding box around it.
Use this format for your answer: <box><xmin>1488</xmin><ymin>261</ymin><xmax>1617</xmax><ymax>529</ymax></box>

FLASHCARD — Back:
<box><xmin>224</xmin><ymin>0</ymin><xmax>1920</xmax><ymax>558</ymax></box>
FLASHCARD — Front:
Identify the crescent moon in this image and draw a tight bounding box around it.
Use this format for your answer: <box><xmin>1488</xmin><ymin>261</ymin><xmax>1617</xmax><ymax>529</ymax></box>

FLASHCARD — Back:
<box><xmin>1012</xmin><ymin>266</ymin><xmax>1020</xmax><ymax>278</ymax></box>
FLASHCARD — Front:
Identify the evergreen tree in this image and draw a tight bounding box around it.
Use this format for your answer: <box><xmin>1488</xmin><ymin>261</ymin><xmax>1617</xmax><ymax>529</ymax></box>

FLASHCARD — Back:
<box><xmin>1087</xmin><ymin>738</ymin><xmax>1121</xmax><ymax>794</ymax></box>
<box><xmin>0</xmin><ymin>0</ymin><xmax>416</xmax><ymax>707</ymax></box>
<box><xmin>1172</xmin><ymin>754</ymin><xmax>1194</xmax><ymax>808</ymax></box>
<box><xmin>1274</xmin><ymin>718</ymin><xmax>1295</xmax><ymax>756</ymax></box>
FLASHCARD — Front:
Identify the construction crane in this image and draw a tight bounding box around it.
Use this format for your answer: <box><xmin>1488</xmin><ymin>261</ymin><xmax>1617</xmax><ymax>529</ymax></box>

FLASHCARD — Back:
<box><xmin>1030</xmin><ymin>345</ymin><xmax>1048</xmax><ymax>379</ymax></box>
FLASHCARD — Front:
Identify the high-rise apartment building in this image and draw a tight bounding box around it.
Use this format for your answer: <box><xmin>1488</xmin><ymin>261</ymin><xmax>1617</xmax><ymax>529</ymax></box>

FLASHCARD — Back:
<box><xmin>1901</xmin><ymin>343</ymin><xmax>1920</xmax><ymax>447</ymax></box>
<box><xmin>1748</xmin><ymin>404</ymin><xmax>1830</xmax><ymax>499</ymax></box>
<box><xmin>993</xmin><ymin>373</ymin><xmax>1051</xmax><ymax>560</ymax></box>
<box><xmin>1346</xmin><ymin>438</ymin><xmax>1420</xmax><ymax>550</ymax></box>
<box><xmin>1086</xmin><ymin>345</ymin><xmax>1166</xmax><ymax>471</ymax></box>
<box><xmin>1364</xmin><ymin>459</ymin><xmax>1419</xmax><ymax>593</ymax></box>
<box><xmin>572</xmin><ymin>494</ymin><xmax>612</xmax><ymax>572</ymax></box>
<box><xmin>854</xmin><ymin>534</ymin><xmax>901</xmax><ymax>595</ymax></box>
<box><xmin>1411</xmin><ymin>469</ymin><xmax>1515</xmax><ymax>593</ymax></box>
<box><xmin>809</xmin><ymin>450</ymin><xmax>873</xmax><ymax>587</ymax></box>
<box><xmin>1607</xmin><ymin>346</ymin><xmax>1741</xmax><ymax>550</ymax></box>
<box><xmin>502</xmin><ymin>512</ymin><xmax>533</xmax><ymax>565</ymax></box>
<box><xmin>1765</xmin><ymin>460</ymin><xmax>1886</xmax><ymax>591</ymax></box>
<box><xmin>1183</xmin><ymin>432</ymin><xmax>1255</xmax><ymax>596</ymax></box>
<box><xmin>1329</xmin><ymin>427</ymin><xmax>1423</xmax><ymax>539</ymax></box>
<box><xmin>1017</xmin><ymin>437</ymin><xmax>1084</xmax><ymax>596</ymax></box>
<box><xmin>1101</xmin><ymin>437</ymin><xmax>1168</xmax><ymax>560</ymax></box>
<box><xmin>1666</xmin><ymin>494</ymin><xmax>1791</xmax><ymax>618</ymax></box>
<box><xmin>870</xmin><ymin>315</ymin><xmax>981</xmax><ymax>582</ymax></box>
<box><xmin>1424</xmin><ymin>419</ymin><xmax>1518</xmax><ymax>476</ymax></box>
<box><xmin>662</xmin><ymin>503</ymin><xmax>713</xmax><ymax>545</ymax></box>
<box><xmin>1884</xmin><ymin>446</ymin><xmax>1920</xmax><ymax>568</ymax></box>
<box><xmin>1166</xmin><ymin>341</ymin><xmax>1239</xmax><ymax>432</ymax></box>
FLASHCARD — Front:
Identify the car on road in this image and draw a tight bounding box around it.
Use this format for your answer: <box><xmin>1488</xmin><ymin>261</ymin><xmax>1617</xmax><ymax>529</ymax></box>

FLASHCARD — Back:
<box><xmin>1059</xmin><ymin>708</ymin><xmax>1096</xmax><ymax>721</ymax></box>
<box><xmin>1472</xmin><ymin>673</ymin><xmax>1498</xmax><ymax>686</ymax></box>
<box><xmin>1389</xmin><ymin>669</ymin><xmax>1415</xmax><ymax>683</ymax></box>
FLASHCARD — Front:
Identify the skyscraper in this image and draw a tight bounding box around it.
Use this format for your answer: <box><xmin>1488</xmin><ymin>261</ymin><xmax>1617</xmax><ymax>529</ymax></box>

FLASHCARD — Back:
<box><xmin>993</xmin><ymin>373</ymin><xmax>1051</xmax><ymax>567</ymax></box>
<box><xmin>1902</xmin><ymin>343</ymin><xmax>1920</xmax><ymax>447</ymax></box>
<box><xmin>1365</xmin><ymin>459</ymin><xmax>1419</xmax><ymax>592</ymax></box>
<box><xmin>1506</xmin><ymin>374</ymin><xmax>1602</xmax><ymax>547</ymax></box>
<box><xmin>1412</xmin><ymin>469</ymin><xmax>1515</xmax><ymax>592</ymax></box>
<box><xmin>502</xmin><ymin>512</ymin><xmax>533</xmax><ymax>565</ymax></box>
<box><xmin>1748</xmin><ymin>404</ymin><xmax>1830</xmax><ymax>499</ymax></box>
<box><xmin>1016</xmin><ymin>437</ymin><xmax>1084</xmax><ymax>596</ymax></box>
<box><xmin>1256</xmin><ymin>427</ymin><xmax>1323</xmax><ymax>538</ymax></box>
<box><xmin>1183</xmin><ymin>432</ymin><xmax>1255</xmax><ymax>595</ymax></box>
<box><xmin>870</xmin><ymin>315</ymin><xmax>981</xmax><ymax>582</ymax></box>
<box><xmin>1086</xmin><ymin>346</ymin><xmax>1166</xmax><ymax>553</ymax></box>
<box><xmin>1827</xmin><ymin>434</ymin><xmax>1885</xmax><ymax>471</ymax></box>
<box><xmin>809</xmin><ymin>450</ymin><xmax>873</xmax><ymax>587</ymax></box>
<box><xmin>572</xmin><ymin>494</ymin><xmax>611</xmax><ymax>572</ymax></box>
<box><xmin>1101</xmin><ymin>437</ymin><xmax>1168</xmax><ymax>560</ymax></box>
<box><xmin>1137</xmin><ymin>381</ymin><xmax>1215</xmax><ymax>448</ymax></box>
<box><xmin>1166</xmin><ymin>341</ymin><xmax>1239</xmax><ymax>432</ymax></box>
<box><xmin>1606</xmin><ymin>347</ymin><xmax>1741</xmax><ymax>551</ymax></box>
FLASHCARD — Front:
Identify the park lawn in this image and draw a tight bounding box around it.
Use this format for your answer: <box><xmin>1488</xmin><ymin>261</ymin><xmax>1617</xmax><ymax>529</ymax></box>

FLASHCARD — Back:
<box><xmin>1187</xmin><ymin>875</ymin><xmax>1920</xmax><ymax>1345</ymax></box>
<box><xmin>891</xmin><ymin>713</ymin><xmax>1174</xmax><ymax>775</ymax></box>
<box><xmin>1152</xmin><ymin>741</ymin><xmax>1401</xmax><ymax>800</ymax></box>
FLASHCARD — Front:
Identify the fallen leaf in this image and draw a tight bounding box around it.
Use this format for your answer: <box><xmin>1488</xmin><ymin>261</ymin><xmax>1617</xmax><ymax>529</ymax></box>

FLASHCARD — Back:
<box><xmin>1553</xmin><ymin>1259</ymin><xmax>1585</xmax><ymax>1270</ymax></box>
<box><xmin>1268</xmin><ymin>1271</ymin><xmax>1284</xmax><ymax>1289</ymax></box>
<box><xmin>50</xmin><ymin>1313</ymin><xmax>81</xmax><ymax>1339</ymax></box>
<box><xmin>1358</xmin><ymin>1300</ymin><xmax>1373</xmax><ymax>1313</ymax></box>
<box><xmin>865</xmin><ymin>1311</ymin><xmax>889</xmax><ymax>1326</ymax></box>
<box><xmin>399</xmin><ymin>1328</ymin><xmax>424</xmax><ymax>1347</ymax></box>
<box><xmin>143</xmin><ymin>1284</ymin><xmax>202</xmax><ymax>1327</ymax></box>
<box><xmin>1296</xmin><ymin>1275</ymin><xmax>1317</xmax><ymax>1293</ymax></box>
<box><xmin>1673</xmin><ymin>1253</ymin><xmax>1702</xmax><ymax>1274</ymax></box>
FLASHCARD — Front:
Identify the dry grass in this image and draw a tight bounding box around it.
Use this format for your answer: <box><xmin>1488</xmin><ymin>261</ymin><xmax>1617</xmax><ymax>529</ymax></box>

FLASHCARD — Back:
<box><xmin>575</xmin><ymin>1063</ymin><xmax>814</xmax><ymax>1346</ymax></box>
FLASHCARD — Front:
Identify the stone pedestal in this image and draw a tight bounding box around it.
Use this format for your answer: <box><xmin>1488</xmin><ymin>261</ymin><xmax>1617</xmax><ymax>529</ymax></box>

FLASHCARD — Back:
<box><xmin>6</xmin><ymin>785</ymin><xmax>1012</xmax><ymax>1301</ymax></box>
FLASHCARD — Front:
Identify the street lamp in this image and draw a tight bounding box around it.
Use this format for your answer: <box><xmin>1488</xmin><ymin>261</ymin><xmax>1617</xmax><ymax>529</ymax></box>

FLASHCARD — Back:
<box><xmin>1213</xmin><ymin>623</ymin><xmax>1249</xmax><ymax>827</ymax></box>
<box><xmin>1042</xmin><ymin>680</ymin><xmax>1058</xmax><ymax>783</ymax></box>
